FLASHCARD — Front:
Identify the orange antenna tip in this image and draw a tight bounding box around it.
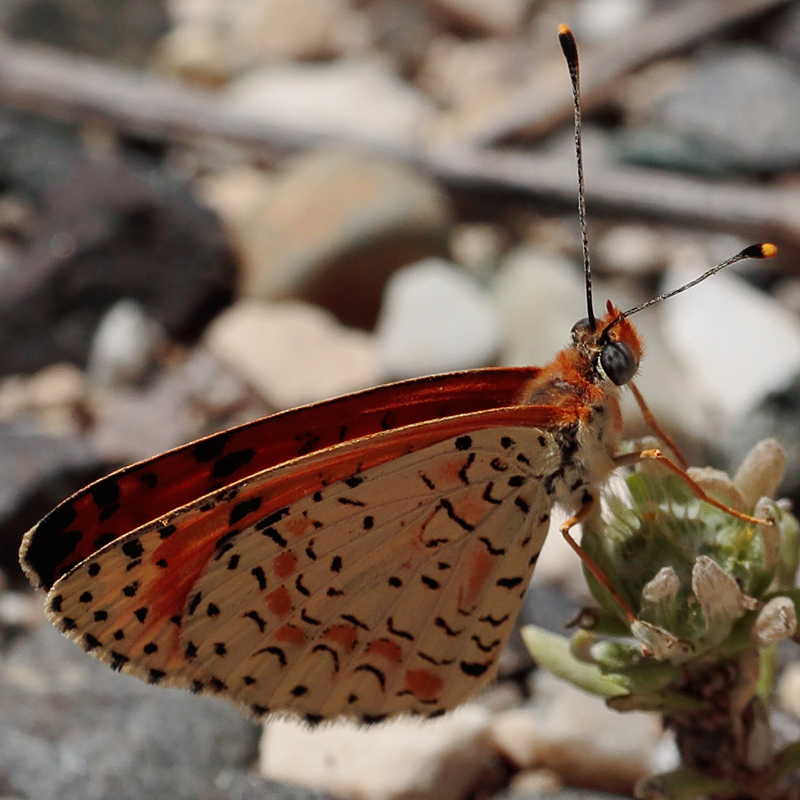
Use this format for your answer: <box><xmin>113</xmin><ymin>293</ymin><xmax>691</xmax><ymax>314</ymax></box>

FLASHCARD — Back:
<box><xmin>559</xmin><ymin>25</ymin><xmax>578</xmax><ymax>64</ymax></box>
<box><xmin>760</xmin><ymin>242</ymin><xmax>778</xmax><ymax>259</ymax></box>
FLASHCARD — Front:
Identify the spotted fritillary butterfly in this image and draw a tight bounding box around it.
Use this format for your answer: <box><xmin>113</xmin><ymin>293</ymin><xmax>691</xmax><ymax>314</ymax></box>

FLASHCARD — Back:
<box><xmin>19</xmin><ymin>26</ymin><xmax>777</xmax><ymax>725</ymax></box>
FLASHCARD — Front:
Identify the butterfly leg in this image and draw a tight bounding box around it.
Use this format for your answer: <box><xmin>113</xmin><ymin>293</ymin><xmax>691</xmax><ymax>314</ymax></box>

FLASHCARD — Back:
<box><xmin>622</xmin><ymin>448</ymin><xmax>775</xmax><ymax>528</ymax></box>
<box><xmin>560</xmin><ymin>499</ymin><xmax>637</xmax><ymax>623</ymax></box>
<box><xmin>629</xmin><ymin>381</ymin><xmax>689</xmax><ymax>470</ymax></box>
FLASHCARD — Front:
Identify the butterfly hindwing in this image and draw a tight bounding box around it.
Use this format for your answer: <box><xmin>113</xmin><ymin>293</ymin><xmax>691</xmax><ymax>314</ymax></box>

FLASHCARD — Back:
<box><xmin>44</xmin><ymin>422</ymin><xmax>562</xmax><ymax>721</ymax></box>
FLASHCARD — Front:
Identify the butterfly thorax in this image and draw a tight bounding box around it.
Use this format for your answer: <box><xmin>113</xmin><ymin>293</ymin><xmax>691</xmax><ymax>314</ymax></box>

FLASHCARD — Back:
<box><xmin>516</xmin><ymin>303</ymin><xmax>644</xmax><ymax>512</ymax></box>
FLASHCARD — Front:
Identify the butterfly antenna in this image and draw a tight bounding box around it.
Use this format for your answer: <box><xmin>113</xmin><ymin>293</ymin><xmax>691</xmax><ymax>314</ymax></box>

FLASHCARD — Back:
<box><xmin>559</xmin><ymin>24</ymin><xmax>595</xmax><ymax>330</ymax></box>
<box><xmin>602</xmin><ymin>242</ymin><xmax>778</xmax><ymax>339</ymax></box>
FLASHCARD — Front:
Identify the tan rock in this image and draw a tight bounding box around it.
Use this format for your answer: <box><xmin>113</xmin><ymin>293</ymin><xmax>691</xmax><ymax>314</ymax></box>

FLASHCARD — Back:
<box><xmin>260</xmin><ymin>704</ymin><xmax>494</xmax><ymax>800</ymax></box>
<box><xmin>489</xmin><ymin>672</ymin><xmax>662</xmax><ymax>794</ymax></box>
<box><xmin>204</xmin><ymin>299</ymin><xmax>380</xmax><ymax>409</ymax></box>
<box><xmin>227</xmin><ymin>148</ymin><xmax>450</xmax><ymax>328</ymax></box>
<box><xmin>425</xmin><ymin>0</ymin><xmax>530</xmax><ymax>35</ymax></box>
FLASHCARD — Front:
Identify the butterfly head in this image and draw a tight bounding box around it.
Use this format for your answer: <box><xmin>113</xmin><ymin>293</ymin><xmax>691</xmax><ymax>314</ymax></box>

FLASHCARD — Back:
<box><xmin>570</xmin><ymin>300</ymin><xmax>643</xmax><ymax>388</ymax></box>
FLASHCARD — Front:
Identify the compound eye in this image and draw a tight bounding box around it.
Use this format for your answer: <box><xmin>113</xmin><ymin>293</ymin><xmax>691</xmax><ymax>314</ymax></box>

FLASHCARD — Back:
<box><xmin>600</xmin><ymin>340</ymin><xmax>636</xmax><ymax>386</ymax></box>
<box><xmin>570</xmin><ymin>317</ymin><xmax>592</xmax><ymax>340</ymax></box>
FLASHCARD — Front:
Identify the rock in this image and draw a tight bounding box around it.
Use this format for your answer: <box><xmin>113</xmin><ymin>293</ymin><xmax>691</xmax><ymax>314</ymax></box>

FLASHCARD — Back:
<box><xmin>0</xmin><ymin>621</ymin><xmax>260</xmax><ymax>800</ymax></box>
<box><xmin>489</xmin><ymin>672</ymin><xmax>664</xmax><ymax>794</ymax></box>
<box><xmin>90</xmin><ymin>348</ymin><xmax>265</xmax><ymax>463</ymax></box>
<box><xmin>0</xmin><ymin>423</ymin><xmax>106</xmax><ymax>583</ymax></box>
<box><xmin>375</xmin><ymin>258</ymin><xmax>501</xmax><ymax>379</ymax></box>
<box><xmin>204</xmin><ymin>299</ymin><xmax>380</xmax><ymax>409</ymax></box>
<box><xmin>419</xmin><ymin>36</ymin><xmax>529</xmax><ymax>121</ymax></box>
<box><xmin>778</xmin><ymin>661</ymin><xmax>800</xmax><ymax>720</ymax></box>
<box><xmin>158</xmin><ymin>0</ymin><xmax>367</xmax><ymax>83</ymax></box>
<box><xmin>660</xmin><ymin>252</ymin><xmax>800</xmax><ymax>423</ymax></box>
<box><xmin>226</xmin><ymin>148</ymin><xmax>451</xmax><ymax>329</ymax></box>
<box><xmin>215</xmin><ymin>770</ymin><xmax>330</xmax><ymax>800</ymax></box>
<box><xmin>620</xmin><ymin>47</ymin><xmax>800</xmax><ymax>173</ymax></box>
<box><xmin>596</xmin><ymin>225</ymin><xmax>667</xmax><ymax>276</ymax></box>
<box><xmin>260</xmin><ymin>704</ymin><xmax>496</xmax><ymax>800</ymax></box>
<box><xmin>225</xmin><ymin>0</ymin><xmax>351</xmax><ymax>62</ymax></box>
<box><xmin>87</xmin><ymin>300</ymin><xmax>166</xmax><ymax>388</ymax></box>
<box><xmin>424</xmin><ymin>0</ymin><xmax>530</xmax><ymax>36</ymax></box>
<box><xmin>363</xmin><ymin>0</ymin><xmax>439</xmax><ymax>75</ymax></box>
<box><xmin>0</xmin><ymin>363</ymin><xmax>89</xmax><ymax>437</ymax></box>
<box><xmin>449</xmin><ymin>222</ymin><xmax>506</xmax><ymax>277</ymax></box>
<box><xmin>224</xmin><ymin>59</ymin><xmax>436</xmax><ymax>152</ymax></box>
<box><xmin>492</xmin><ymin>245</ymin><xmax>586</xmax><ymax>368</ymax></box>
<box><xmin>612</xmin><ymin>290</ymin><xmax>711</xmax><ymax>454</ymax></box>
<box><xmin>722</xmin><ymin>371</ymin><xmax>800</xmax><ymax>512</ymax></box>
<box><xmin>0</xmin><ymin>111</ymin><xmax>236</xmax><ymax>375</ymax></box>
<box><xmin>0</xmin><ymin>0</ymin><xmax>169</xmax><ymax>67</ymax></box>
<box><xmin>572</xmin><ymin>0</ymin><xmax>647</xmax><ymax>42</ymax></box>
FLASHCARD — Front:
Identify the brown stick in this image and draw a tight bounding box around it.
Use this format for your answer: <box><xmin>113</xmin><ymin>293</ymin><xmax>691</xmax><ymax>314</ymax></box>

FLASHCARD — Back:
<box><xmin>0</xmin><ymin>37</ymin><xmax>797</xmax><ymax>244</ymax></box>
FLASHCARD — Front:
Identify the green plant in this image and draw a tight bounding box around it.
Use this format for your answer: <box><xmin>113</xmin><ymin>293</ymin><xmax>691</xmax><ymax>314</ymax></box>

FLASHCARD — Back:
<box><xmin>523</xmin><ymin>439</ymin><xmax>800</xmax><ymax>799</ymax></box>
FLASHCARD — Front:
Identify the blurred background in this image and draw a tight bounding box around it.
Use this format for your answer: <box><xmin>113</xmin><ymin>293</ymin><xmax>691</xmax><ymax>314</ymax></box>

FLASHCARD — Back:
<box><xmin>1</xmin><ymin>0</ymin><xmax>800</xmax><ymax>798</ymax></box>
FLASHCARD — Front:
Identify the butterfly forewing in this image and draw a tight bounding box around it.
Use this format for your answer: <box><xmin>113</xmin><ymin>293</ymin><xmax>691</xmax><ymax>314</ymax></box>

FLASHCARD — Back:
<box><xmin>44</xmin><ymin>422</ymin><xmax>562</xmax><ymax>721</ymax></box>
<box><xmin>21</xmin><ymin>368</ymin><xmax>540</xmax><ymax>592</ymax></box>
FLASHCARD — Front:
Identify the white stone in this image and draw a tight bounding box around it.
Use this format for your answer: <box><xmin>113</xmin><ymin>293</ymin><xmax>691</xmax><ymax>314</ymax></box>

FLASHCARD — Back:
<box><xmin>204</xmin><ymin>299</ymin><xmax>380</xmax><ymax>408</ymax></box>
<box><xmin>492</xmin><ymin>245</ymin><xmax>586</xmax><ymax>368</ymax></box>
<box><xmin>224</xmin><ymin>58</ymin><xmax>435</xmax><ymax>151</ymax></box>
<box><xmin>87</xmin><ymin>300</ymin><xmax>164</xmax><ymax>388</ymax></box>
<box><xmin>777</xmin><ymin>661</ymin><xmax>800</xmax><ymax>718</ymax></box>
<box><xmin>260</xmin><ymin>704</ymin><xmax>493</xmax><ymax>800</ymax></box>
<box><xmin>228</xmin><ymin>0</ymin><xmax>347</xmax><ymax>62</ymax></box>
<box><xmin>375</xmin><ymin>258</ymin><xmax>501</xmax><ymax>379</ymax></box>
<box><xmin>489</xmin><ymin>672</ymin><xmax>661</xmax><ymax>791</ymax></box>
<box><xmin>573</xmin><ymin>0</ymin><xmax>648</xmax><ymax>42</ymax></box>
<box><xmin>598</xmin><ymin>224</ymin><xmax>666</xmax><ymax>276</ymax></box>
<box><xmin>661</xmin><ymin>258</ymin><xmax>800</xmax><ymax>420</ymax></box>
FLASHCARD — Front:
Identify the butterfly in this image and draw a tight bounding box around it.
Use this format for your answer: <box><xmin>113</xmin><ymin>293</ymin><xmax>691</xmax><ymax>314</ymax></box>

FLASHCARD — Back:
<box><xmin>18</xmin><ymin>25</ymin><xmax>777</xmax><ymax>725</ymax></box>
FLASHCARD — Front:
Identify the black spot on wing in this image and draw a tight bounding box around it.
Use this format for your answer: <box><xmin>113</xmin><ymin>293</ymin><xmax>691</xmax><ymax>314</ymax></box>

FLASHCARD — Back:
<box><xmin>341</xmin><ymin>613</ymin><xmax>369</xmax><ymax>631</ymax></box>
<box><xmin>256</xmin><ymin>507</ymin><xmax>291</xmax><ymax>528</ymax></box>
<box><xmin>438</xmin><ymin>498</ymin><xmax>474</xmax><ymax>532</ymax></box>
<box><xmin>260</xmin><ymin>527</ymin><xmax>287</xmax><ymax>547</ymax></box>
<box><xmin>354</xmin><ymin>664</ymin><xmax>386</xmax><ymax>690</ymax></box>
<box><xmin>229</xmin><ymin>497</ymin><xmax>263</xmax><ymax>526</ymax></box>
<box><xmin>244</xmin><ymin>610</ymin><xmax>267</xmax><ymax>632</ymax></box>
<box><xmin>121</xmin><ymin>539</ymin><xmax>144</xmax><ymax>560</ymax></box>
<box><xmin>93</xmin><ymin>533</ymin><xmax>114</xmax><ymax>549</ymax></box>
<box><xmin>213</xmin><ymin>448</ymin><xmax>256</xmax><ymax>479</ymax></box>
<box><xmin>312</xmin><ymin>644</ymin><xmax>340</xmax><ymax>672</ymax></box>
<box><xmin>435</xmin><ymin>616</ymin><xmax>463</xmax><ymax>637</ymax></box>
<box><xmin>23</xmin><ymin>509</ymin><xmax>81</xmax><ymax>589</ymax></box>
<box><xmin>191</xmin><ymin>432</ymin><xmax>231</xmax><ymax>463</ymax></box>
<box><xmin>479</xmin><ymin>613</ymin><xmax>509</xmax><ymax>628</ymax></box>
<box><xmin>387</xmin><ymin>616</ymin><xmax>414</xmax><ymax>641</ymax></box>
<box><xmin>97</xmin><ymin>503</ymin><xmax>120</xmax><ymax>522</ymax></box>
<box><xmin>90</xmin><ymin>479</ymin><xmax>121</xmax><ymax>510</ymax></box>
<box><xmin>496</xmin><ymin>576</ymin><xmax>523</xmax><ymax>589</ymax></box>
<box><xmin>251</xmin><ymin>566</ymin><xmax>267</xmax><ymax>591</ymax></box>
<box><xmin>479</xmin><ymin>537</ymin><xmax>505</xmax><ymax>556</ymax></box>
<box><xmin>458</xmin><ymin>453</ymin><xmax>475</xmax><ymax>484</ymax></box>
<box><xmin>459</xmin><ymin>660</ymin><xmax>491</xmax><ymax>677</ymax></box>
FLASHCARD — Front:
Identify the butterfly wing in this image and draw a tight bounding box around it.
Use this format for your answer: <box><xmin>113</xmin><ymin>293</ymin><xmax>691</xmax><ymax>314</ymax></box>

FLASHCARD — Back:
<box><xmin>38</xmin><ymin>405</ymin><xmax>572</xmax><ymax>722</ymax></box>
<box><xmin>21</xmin><ymin>367</ymin><xmax>540</xmax><ymax>591</ymax></box>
